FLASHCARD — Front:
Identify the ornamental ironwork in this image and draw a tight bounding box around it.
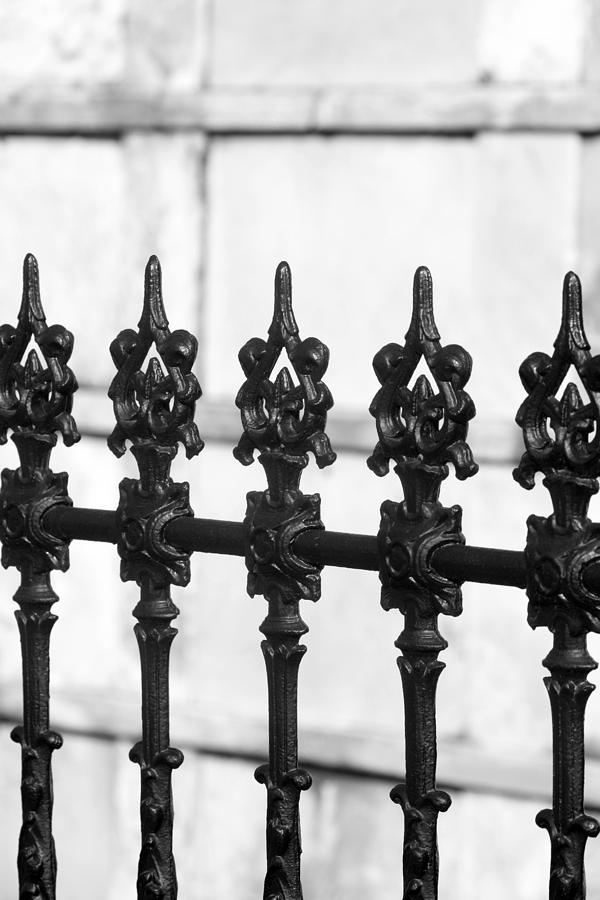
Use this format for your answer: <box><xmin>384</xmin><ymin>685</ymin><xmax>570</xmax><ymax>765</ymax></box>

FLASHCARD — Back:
<box><xmin>0</xmin><ymin>256</ymin><xmax>598</xmax><ymax>900</ymax></box>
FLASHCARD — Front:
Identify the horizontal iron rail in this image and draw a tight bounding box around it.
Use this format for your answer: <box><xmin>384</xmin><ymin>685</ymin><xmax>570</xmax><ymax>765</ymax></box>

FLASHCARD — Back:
<box><xmin>43</xmin><ymin>503</ymin><xmax>587</xmax><ymax>592</ymax></box>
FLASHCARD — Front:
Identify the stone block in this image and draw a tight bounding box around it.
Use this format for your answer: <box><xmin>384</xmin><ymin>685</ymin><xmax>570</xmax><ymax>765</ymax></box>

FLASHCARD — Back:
<box><xmin>478</xmin><ymin>0</ymin><xmax>585</xmax><ymax>83</ymax></box>
<box><xmin>210</xmin><ymin>0</ymin><xmax>478</xmax><ymax>87</ymax></box>
<box><xmin>0</xmin><ymin>0</ymin><xmax>208</xmax><ymax>92</ymax></box>
<box><xmin>0</xmin><ymin>0</ymin><xmax>125</xmax><ymax>89</ymax></box>
<box><xmin>205</xmin><ymin>134</ymin><xmax>474</xmax><ymax>416</ymax></box>
<box><xmin>0</xmin><ymin>134</ymin><xmax>204</xmax><ymax>389</ymax></box>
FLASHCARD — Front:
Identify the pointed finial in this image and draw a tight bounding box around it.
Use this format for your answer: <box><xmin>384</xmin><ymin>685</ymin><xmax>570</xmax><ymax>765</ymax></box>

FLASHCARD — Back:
<box><xmin>108</xmin><ymin>255</ymin><xmax>203</xmax><ymax>460</ymax></box>
<box><xmin>514</xmin><ymin>271</ymin><xmax>600</xmax><ymax>522</ymax></box>
<box><xmin>367</xmin><ymin>266</ymin><xmax>477</xmax><ymax>504</ymax></box>
<box><xmin>0</xmin><ymin>253</ymin><xmax>79</xmax><ymax>446</ymax></box>
<box><xmin>234</xmin><ymin>261</ymin><xmax>336</xmax><ymax>474</ymax></box>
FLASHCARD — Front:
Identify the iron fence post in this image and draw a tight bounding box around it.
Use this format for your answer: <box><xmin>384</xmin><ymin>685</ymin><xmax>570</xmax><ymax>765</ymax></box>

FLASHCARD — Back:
<box><xmin>108</xmin><ymin>255</ymin><xmax>203</xmax><ymax>900</ymax></box>
<box><xmin>0</xmin><ymin>254</ymin><xmax>79</xmax><ymax>900</ymax></box>
<box><xmin>368</xmin><ymin>267</ymin><xmax>478</xmax><ymax>900</ymax></box>
<box><xmin>514</xmin><ymin>272</ymin><xmax>600</xmax><ymax>900</ymax></box>
<box><xmin>234</xmin><ymin>261</ymin><xmax>336</xmax><ymax>900</ymax></box>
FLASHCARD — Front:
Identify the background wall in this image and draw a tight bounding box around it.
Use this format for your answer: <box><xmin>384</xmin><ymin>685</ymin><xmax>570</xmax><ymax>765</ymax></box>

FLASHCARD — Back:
<box><xmin>0</xmin><ymin>1</ymin><xmax>599</xmax><ymax>897</ymax></box>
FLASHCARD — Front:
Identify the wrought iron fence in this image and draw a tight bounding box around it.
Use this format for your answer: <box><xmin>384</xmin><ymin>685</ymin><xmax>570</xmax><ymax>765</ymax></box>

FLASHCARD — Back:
<box><xmin>0</xmin><ymin>251</ymin><xmax>598</xmax><ymax>900</ymax></box>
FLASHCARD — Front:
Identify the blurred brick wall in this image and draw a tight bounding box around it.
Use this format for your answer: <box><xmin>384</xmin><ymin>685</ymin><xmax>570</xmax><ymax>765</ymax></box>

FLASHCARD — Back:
<box><xmin>0</xmin><ymin>1</ymin><xmax>600</xmax><ymax>897</ymax></box>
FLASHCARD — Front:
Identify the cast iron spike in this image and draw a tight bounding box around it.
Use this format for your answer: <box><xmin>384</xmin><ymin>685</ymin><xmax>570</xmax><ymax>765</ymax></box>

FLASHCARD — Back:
<box><xmin>368</xmin><ymin>265</ymin><xmax>477</xmax><ymax>486</ymax></box>
<box><xmin>234</xmin><ymin>260</ymin><xmax>335</xmax><ymax>471</ymax></box>
<box><xmin>367</xmin><ymin>266</ymin><xmax>478</xmax><ymax>900</ymax></box>
<box><xmin>108</xmin><ymin>255</ymin><xmax>203</xmax><ymax>900</ymax></box>
<box><xmin>515</xmin><ymin>272</ymin><xmax>600</xmax><ymax>899</ymax></box>
<box><xmin>0</xmin><ymin>254</ymin><xmax>80</xmax><ymax>900</ymax></box>
<box><xmin>108</xmin><ymin>254</ymin><xmax>203</xmax><ymax>460</ymax></box>
<box><xmin>235</xmin><ymin>261</ymin><xmax>335</xmax><ymax>900</ymax></box>
<box><xmin>514</xmin><ymin>271</ymin><xmax>600</xmax><ymax>502</ymax></box>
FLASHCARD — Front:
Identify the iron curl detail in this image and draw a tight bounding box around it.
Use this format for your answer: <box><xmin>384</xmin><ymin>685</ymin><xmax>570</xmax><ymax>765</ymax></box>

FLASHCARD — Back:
<box><xmin>0</xmin><ymin>254</ymin><xmax>78</xmax><ymax>900</ymax></box>
<box><xmin>108</xmin><ymin>254</ymin><xmax>203</xmax><ymax>461</ymax></box>
<box><xmin>378</xmin><ymin>500</ymin><xmax>465</xmax><ymax>617</ymax></box>
<box><xmin>234</xmin><ymin>260</ymin><xmax>335</xmax><ymax>473</ymax></box>
<box><xmin>367</xmin><ymin>266</ymin><xmax>477</xmax><ymax>494</ymax></box>
<box><xmin>108</xmin><ymin>256</ymin><xmax>201</xmax><ymax>900</ymax></box>
<box><xmin>514</xmin><ymin>271</ymin><xmax>600</xmax><ymax>524</ymax></box>
<box><xmin>515</xmin><ymin>273</ymin><xmax>600</xmax><ymax>900</ymax></box>
<box><xmin>0</xmin><ymin>253</ymin><xmax>79</xmax><ymax>448</ymax></box>
<box><xmin>235</xmin><ymin>262</ymin><xmax>332</xmax><ymax>900</ymax></box>
<box><xmin>368</xmin><ymin>267</ymin><xmax>476</xmax><ymax>900</ymax></box>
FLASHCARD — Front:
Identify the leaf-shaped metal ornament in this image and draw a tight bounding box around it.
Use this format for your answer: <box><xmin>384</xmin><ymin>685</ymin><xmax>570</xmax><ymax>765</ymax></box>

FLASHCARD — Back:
<box><xmin>514</xmin><ymin>273</ymin><xmax>600</xmax><ymax>898</ymax></box>
<box><xmin>0</xmin><ymin>254</ymin><xmax>79</xmax><ymax>900</ymax></box>
<box><xmin>108</xmin><ymin>255</ymin><xmax>203</xmax><ymax>464</ymax></box>
<box><xmin>514</xmin><ymin>272</ymin><xmax>600</xmax><ymax>523</ymax></box>
<box><xmin>0</xmin><ymin>253</ymin><xmax>79</xmax><ymax>450</ymax></box>
<box><xmin>235</xmin><ymin>261</ymin><xmax>334</xmax><ymax>900</ymax></box>
<box><xmin>234</xmin><ymin>261</ymin><xmax>336</xmax><ymax>487</ymax></box>
<box><xmin>368</xmin><ymin>266</ymin><xmax>478</xmax><ymax>512</ymax></box>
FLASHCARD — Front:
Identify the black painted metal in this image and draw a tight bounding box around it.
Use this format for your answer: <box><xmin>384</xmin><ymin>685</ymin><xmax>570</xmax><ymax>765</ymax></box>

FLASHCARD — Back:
<box><xmin>234</xmin><ymin>262</ymin><xmax>335</xmax><ymax>900</ymax></box>
<box><xmin>2</xmin><ymin>255</ymin><xmax>600</xmax><ymax>898</ymax></box>
<box><xmin>108</xmin><ymin>256</ymin><xmax>203</xmax><ymax>900</ymax></box>
<box><xmin>514</xmin><ymin>272</ymin><xmax>600</xmax><ymax>899</ymax></box>
<box><xmin>367</xmin><ymin>266</ymin><xmax>477</xmax><ymax>900</ymax></box>
<box><xmin>0</xmin><ymin>255</ymin><xmax>79</xmax><ymax>900</ymax></box>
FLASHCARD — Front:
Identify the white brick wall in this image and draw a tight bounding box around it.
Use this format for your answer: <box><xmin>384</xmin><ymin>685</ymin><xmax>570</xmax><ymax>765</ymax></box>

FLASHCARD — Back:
<box><xmin>0</xmin><ymin>2</ymin><xmax>599</xmax><ymax>898</ymax></box>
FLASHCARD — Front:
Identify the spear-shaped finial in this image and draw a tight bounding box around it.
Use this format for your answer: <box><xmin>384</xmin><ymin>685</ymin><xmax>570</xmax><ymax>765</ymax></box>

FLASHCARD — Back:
<box><xmin>367</xmin><ymin>266</ymin><xmax>477</xmax><ymax>506</ymax></box>
<box><xmin>0</xmin><ymin>253</ymin><xmax>79</xmax><ymax>448</ymax></box>
<box><xmin>108</xmin><ymin>255</ymin><xmax>203</xmax><ymax>461</ymax></box>
<box><xmin>234</xmin><ymin>261</ymin><xmax>336</xmax><ymax>475</ymax></box>
<box><xmin>513</xmin><ymin>271</ymin><xmax>600</xmax><ymax>516</ymax></box>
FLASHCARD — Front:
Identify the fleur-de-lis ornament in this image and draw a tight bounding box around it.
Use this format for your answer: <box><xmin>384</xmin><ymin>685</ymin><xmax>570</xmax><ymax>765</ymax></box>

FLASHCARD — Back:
<box><xmin>367</xmin><ymin>266</ymin><xmax>478</xmax><ymax>900</ymax></box>
<box><xmin>368</xmin><ymin>266</ymin><xmax>477</xmax><ymax>614</ymax></box>
<box><xmin>235</xmin><ymin>261</ymin><xmax>335</xmax><ymax>478</ymax></box>
<box><xmin>108</xmin><ymin>256</ymin><xmax>203</xmax><ymax>900</ymax></box>
<box><xmin>514</xmin><ymin>272</ymin><xmax>600</xmax><ymax>522</ymax></box>
<box><xmin>514</xmin><ymin>272</ymin><xmax>600</xmax><ymax>635</ymax></box>
<box><xmin>0</xmin><ymin>254</ymin><xmax>79</xmax><ymax>900</ymax></box>
<box><xmin>0</xmin><ymin>253</ymin><xmax>79</xmax><ymax>453</ymax></box>
<box><xmin>108</xmin><ymin>254</ymin><xmax>203</xmax><ymax>466</ymax></box>
<box><xmin>235</xmin><ymin>262</ymin><xmax>335</xmax><ymax>900</ymax></box>
<box><xmin>514</xmin><ymin>274</ymin><xmax>600</xmax><ymax>900</ymax></box>
<box><xmin>368</xmin><ymin>266</ymin><xmax>477</xmax><ymax>506</ymax></box>
<box><xmin>235</xmin><ymin>260</ymin><xmax>335</xmax><ymax>603</ymax></box>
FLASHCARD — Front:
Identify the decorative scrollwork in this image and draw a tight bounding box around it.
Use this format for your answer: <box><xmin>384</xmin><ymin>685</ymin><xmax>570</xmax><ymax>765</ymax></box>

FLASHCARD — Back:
<box><xmin>0</xmin><ymin>254</ymin><xmax>78</xmax><ymax>900</ymax></box>
<box><xmin>234</xmin><ymin>260</ymin><xmax>335</xmax><ymax>476</ymax></box>
<box><xmin>117</xmin><ymin>473</ymin><xmax>194</xmax><ymax>589</ymax></box>
<box><xmin>255</xmin><ymin>760</ymin><xmax>312</xmax><ymax>900</ymax></box>
<box><xmin>536</xmin><ymin>806</ymin><xmax>599</xmax><ymax>900</ymax></box>
<box><xmin>368</xmin><ymin>266</ymin><xmax>478</xmax><ymax>507</ymax></box>
<box><xmin>514</xmin><ymin>272</ymin><xmax>600</xmax><ymax>524</ymax></box>
<box><xmin>108</xmin><ymin>255</ymin><xmax>203</xmax><ymax>585</ymax></box>
<box><xmin>379</xmin><ymin>500</ymin><xmax>465</xmax><ymax>616</ymax></box>
<box><xmin>108</xmin><ymin>256</ymin><xmax>200</xmax><ymax>900</ymax></box>
<box><xmin>515</xmin><ymin>274</ymin><xmax>600</xmax><ymax>900</ymax></box>
<box><xmin>525</xmin><ymin>514</ymin><xmax>600</xmax><ymax>635</ymax></box>
<box><xmin>0</xmin><ymin>254</ymin><xmax>79</xmax><ymax>449</ymax></box>
<box><xmin>108</xmin><ymin>254</ymin><xmax>203</xmax><ymax>462</ymax></box>
<box><xmin>235</xmin><ymin>261</ymin><xmax>335</xmax><ymax>600</ymax></box>
<box><xmin>368</xmin><ymin>267</ymin><xmax>474</xmax><ymax>900</ymax></box>
<box><xmin>0</xmin><ymin>469</ymin><xmax>72</xmax><ymax>575</ymax></box>
<box><xmin>245</xmin><ymin>489</ymin><xmax>323</xmax><ymax>604</ymax></box>
<box><xmin>390</xmin><ymin>784</ymin><xmax>451</xmax><ymax>900</ymax></box>
<box><xmin>235</xmin><ymin>263</ymin><xmax>331</xmax><ymax>900</ymax></box>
